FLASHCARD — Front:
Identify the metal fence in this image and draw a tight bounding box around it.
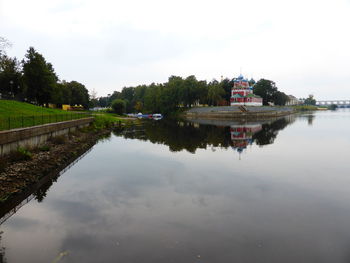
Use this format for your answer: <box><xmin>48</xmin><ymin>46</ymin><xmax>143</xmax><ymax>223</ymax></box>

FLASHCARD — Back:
<box><xmin>0</xmin><ymin>112</ymin><xmax>92</xmax><ymax>131</ymax></box>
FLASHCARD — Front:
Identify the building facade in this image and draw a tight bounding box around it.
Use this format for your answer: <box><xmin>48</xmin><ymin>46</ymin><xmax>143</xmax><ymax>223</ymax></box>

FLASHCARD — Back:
<box><xmin>230</xmin><ymin>75</ymin><xmax>263</xmax><ymax>106</ymax></box>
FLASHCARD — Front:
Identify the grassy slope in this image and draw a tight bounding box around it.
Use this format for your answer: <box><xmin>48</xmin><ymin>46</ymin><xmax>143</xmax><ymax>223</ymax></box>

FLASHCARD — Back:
<box><xmin>0</xmin><ymin>100</ymin><xmax>90</xmax><ymax>131</ymax></box>
<box><xmin>0</xmin><ymin>100</ymin><xmax>70</xmax><ymax>117</ymax></box>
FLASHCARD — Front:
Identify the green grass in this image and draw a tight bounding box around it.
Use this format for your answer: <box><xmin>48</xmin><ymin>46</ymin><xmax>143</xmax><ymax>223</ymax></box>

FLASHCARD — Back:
<box><xmin>0</xmin><ymin>100</ymin><xmax>91</xmax><ymax>131</ymax></box>
<box><xmin>0</xmin><ymin>100</ymin><xmax>74</xmax><ymax>117</ymax></box>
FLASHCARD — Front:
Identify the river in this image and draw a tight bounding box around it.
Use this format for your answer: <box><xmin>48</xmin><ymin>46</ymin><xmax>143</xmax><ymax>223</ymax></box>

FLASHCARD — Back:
<box><xmin>1</xmin><ymin>109</ymin><xmax>350</xmax><ymax>262</ymax></box>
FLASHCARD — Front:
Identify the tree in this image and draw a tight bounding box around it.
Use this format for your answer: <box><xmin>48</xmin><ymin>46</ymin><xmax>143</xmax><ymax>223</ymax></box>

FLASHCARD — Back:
<box><xmin>253</xmin><ymin>79</ymin><xmax>278</xmax><ymax>105</ymax></box>
<box><xmin>220</xmin><ymin>78</ymin><xmax>234</xmax><ymax>102</ymax></box>
<box><xmin>304</xmin><ymin>94</ymin><xmax>316</xmax><ymax>105</ymax></box>
<box><xmin>0</xmin><ymin>37</ymin><xmax>11</xmax><ymax>54</ymax></box>
<box><xmin>144</xmin><ymin>83</ymin><xmax>161</xmax><ymax>113</ymax></box>
<box><xmin>134</xmin><ymin>101</ymin><xmax>143</xmax><ymax>112</ymax></box>
<box><xmin>273</xmin><ymin>91</ymin><xmax>290</xmax><ymax>106</ymax></box>
<box><xmin>108</xmin><ymin>91</ymin><xmax>122</xmax><ymax>106</ymax></box>
<box><xmin>22</xmin><ymin>47</ymin><xmax>58</xmax><ymax>105</ymax></box>
<box><xmin>67</xmin><ymin>81</ymin><xmax>89</xmax><ymax>108</ymax></box>
<box><xmin>208</xmin><ymin>80</ymin><xmax>225</xmax><ymax>106</ymax></box>
<box><xmin>182</xmin><ymin>75</ymin><xmax>199</xmax><ymax>107</ymax></box>
<box><xmin>0</xmin><ymin>54</ymin><xmax>24</xmax><ymax>99</ymax></box>
<box><xmin>111</xmin><ymin>99</ymin><xmax>126</xmax><ymax>115</ymax></box>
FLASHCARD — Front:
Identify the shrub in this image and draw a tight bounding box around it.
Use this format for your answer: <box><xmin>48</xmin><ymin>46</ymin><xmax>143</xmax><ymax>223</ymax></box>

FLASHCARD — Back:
<box><xmin>39</xmin><ymin>145</ymin><xmax>50</xmax><ymax>151</ymax></box>
<box><xmin>93</xmin><ymin>115</ymin><xmax>115</xmax><ymax>130</ymax></box>
<box><xmin>9</xmin><ymin>147</ymin><xmax>32</xmax><ymax>162</ymax></box>
<box><xmin>111</xmin><ymin>99</ymin><xmax>126</xmax><ymax>115</ymax></box>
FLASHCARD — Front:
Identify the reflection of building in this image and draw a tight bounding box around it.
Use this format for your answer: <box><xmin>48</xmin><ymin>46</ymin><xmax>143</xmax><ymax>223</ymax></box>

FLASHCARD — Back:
<box><xmin>230</xmin><ymin>124</ymin><xmax>262</xmax><ymax>153</ymax></box>
<box><xmin>230</xmin><ymin>75</ymin><xmax>263</xmax><ymax>106</ymax></box>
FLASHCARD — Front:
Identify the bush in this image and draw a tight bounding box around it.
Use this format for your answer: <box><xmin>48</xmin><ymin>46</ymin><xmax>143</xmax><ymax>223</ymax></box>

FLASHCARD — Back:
<box><xmin>9</xmin><ymin>147</ymin><xmax>32</xmax><ymax>162</ymax></box>
<box><xmin>93</xmin><ymin>115</ymin><xmax>115</xmax><ymax>130</ymax></box>
<box><xmin>39</xmin><ymin>145</ymin><xmax>50</xmax><ymax>151</ymax></box>
<box><xmin>328</xmin><ymin>104</ymin><xmax>338</xmax><ymax>110</ymax></box>
<box><xmin>111</xmin><ymin>99</ymin><xmax>126</xmax><ymax>115</ymax></box>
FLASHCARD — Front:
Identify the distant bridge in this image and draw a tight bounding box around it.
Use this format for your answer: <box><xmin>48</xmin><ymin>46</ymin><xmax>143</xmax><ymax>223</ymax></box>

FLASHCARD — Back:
<box><xmin>316</xmin><ymin>100</ymin><xmax>350</xmax><ymax>107</ymax></box>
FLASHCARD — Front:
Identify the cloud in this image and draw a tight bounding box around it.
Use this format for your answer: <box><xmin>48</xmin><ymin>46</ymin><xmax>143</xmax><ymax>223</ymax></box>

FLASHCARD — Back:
<box><xmin>1</xmin><ymin>0</ymin><xmax>350</xmax><ymax>99</ymax></box>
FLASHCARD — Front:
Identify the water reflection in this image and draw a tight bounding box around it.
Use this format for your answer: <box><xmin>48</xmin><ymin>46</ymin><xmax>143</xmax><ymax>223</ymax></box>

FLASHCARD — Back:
<box><xmin>0</xmin><ymin>141</ymin><xmax>95</xmax><ymax>226</ymax></box>
<box><xmin>114</xmin><ymin>115</ymin><xmax>296</xmax><ymax>155</ymax></box>
<box><xmin>0</xmin><ymin>231</ymin><xmax>6</xmax><ymax>263</ymax></box>
<box><xmin>2</xmin><ymin>110</ymin><xmax>350</xmax><ymax>263</ymax></box>
<box><xmin>230</xmin><ymin>123</ymin><xmax>262</xmax><ymax>154</ymax></box>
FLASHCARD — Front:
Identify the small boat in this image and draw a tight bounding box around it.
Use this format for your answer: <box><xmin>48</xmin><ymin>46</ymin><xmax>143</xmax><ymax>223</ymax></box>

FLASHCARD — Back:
<box><xmin>136</xmin><ymin>113</ymin><xmax>163</xmax><ymax>119</ymax></box>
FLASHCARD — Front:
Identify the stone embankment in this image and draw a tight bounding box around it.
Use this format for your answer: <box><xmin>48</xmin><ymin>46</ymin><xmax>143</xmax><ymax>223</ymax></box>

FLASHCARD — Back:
<box><xmin>184</xmin><ymin>106</ymin><xmax>295</xmax><ymax>120</ymax></box>
<box><xmin>0</xmin><ymin>127</ymin><xmax>110</xmax><ymax>203</ymax></box>
<box><xmin>0</xmin><ymin>117</ymin><xmax>94</xmax><ymax>156</ymax></box>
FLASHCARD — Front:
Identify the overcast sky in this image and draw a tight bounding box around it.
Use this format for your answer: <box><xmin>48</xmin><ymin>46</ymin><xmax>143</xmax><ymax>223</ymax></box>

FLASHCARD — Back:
<box><xmin>1</xmin><ymin>0</ymin><xmax>349</xmax><ymax>100</ymax></box>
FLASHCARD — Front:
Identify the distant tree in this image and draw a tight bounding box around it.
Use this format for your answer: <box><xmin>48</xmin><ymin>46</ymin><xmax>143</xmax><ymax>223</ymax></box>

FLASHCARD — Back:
<box><xmin>220</xmin><ymin>78</ymin><xmax>235</xmax><ymax>103</ymax></box>
<box><xmin>111</xmin><ymin>99</ymin><xmax>126</xmax><ymax>114</ymax></box>
<box><xmin>108</xmin><ymin>91</ymin><xmax>122</xmax><ymax>106</ymax></box>
<box><xmin>51</xmin><ymin>84</ymin><xmax>63</xmax><ymax>105</ymax></box>
<box><xmin>304</xmin><ymin>94</ymin><xmax>316</xmax><ymax>105</ymax></box>
<box><xmin>120</xmin><ymin>87</ymin><xmax>135</xmax><ymax>112</ymax></box>
<box><xmin>178</xmin><ymin>75</ymin><xmax>198</xmax><ymax>107</ymax></box>
<box><xmin>0</xmin><ymin>54</ymin><xmax>24</xmax><ymax>99</ymax></box>
<box><xmin>329</xmin><ymin>104</ymin><xmax>338</xmax><ymax>110</ymax></box>
<box><xmin>208</xmin><ymin>80</ymin><xmax>225</xmax><ymax>106</ymax></box>
<box><xmin>134</xmin><ymin>101</ymin><xmax>143</xmax><ymax>112</ymax></box>
<box><xmin>144</xmin><ymin>83</ymin><xmax>161</xmax><ymax>113</ymax></box>
<box><xmin>98</xmin><ymin>96</ymin><xmax>109</xmax><ymax>107</ymax></box>
<box><xmin>197</xmin><ymin>80</ymin><xmax>208</xmax><ymax>105</ymax></box>
<box><xmin>253</xmin><ymin>79</ymin><xmax>278</xmax><ymax>105</ymax></box>
<box><xmin>67</xmin><ymin>80</ymin><xmax>89</xmax><ymax>108</ymax></box>
<box><xmin>273</xmin><ymin>91</ymin><xmax>290</xmax><ymax>106</ymax></box>
<box><xmin>0</xmin><ymin>37</ymin><xmax>11</xmax><ymax>54</ymax></box>
<box><xmin>22</xmin><ymin>47</ymin><xmax>58</xmax><ymax>105</ymax></box>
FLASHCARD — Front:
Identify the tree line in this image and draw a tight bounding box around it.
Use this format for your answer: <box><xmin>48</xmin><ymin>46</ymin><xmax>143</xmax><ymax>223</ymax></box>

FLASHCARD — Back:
<box><xmin>1</xmin><ymin>37</ymin><xmax>291</xmax><ymax>114</ymax></box>
<box><xmin>97</xmin><ymin>76</ymin><xmax>291</xmax><ymax>114</ymax></box>
<box><xmin>0</xmin><ymin>38</ymin><xmax>90</xmax><ymax>108</ymax></box>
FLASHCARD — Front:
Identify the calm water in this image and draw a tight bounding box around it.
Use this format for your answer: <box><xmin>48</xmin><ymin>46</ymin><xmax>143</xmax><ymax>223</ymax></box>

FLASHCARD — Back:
<box><xmin>1</xmin><ymin>110</ymin><xmax>350</xmax><ymax>263</ymax></box>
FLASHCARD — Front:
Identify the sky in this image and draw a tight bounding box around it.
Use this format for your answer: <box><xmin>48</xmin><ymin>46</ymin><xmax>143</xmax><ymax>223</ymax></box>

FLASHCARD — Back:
<box><xmin>1</xmin><ymin>0</ymin><xmax>350</xmax><ymax>100</ymax></box>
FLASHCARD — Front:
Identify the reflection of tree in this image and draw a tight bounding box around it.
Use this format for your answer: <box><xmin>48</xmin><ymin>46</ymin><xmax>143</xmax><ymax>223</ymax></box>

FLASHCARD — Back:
<box><xmin>115</xmin><ymin>120</ymin><xmax>232</xmax><ymax>153</ymax></box>
<box><xmin>114</xmin><ymin>117</ymin><xmax>295</xmax><ymax>153</ymax></box>
<box><xmin>307</xmin><ymin>115</ymin><xmax>315</xmax><ymax>126</ymax></box>
<box><xmin>253</xmin><ymin>117</ymin><xmax>294</xmax><ymax>145</ymax></box>
<box><xmin>0</xmin><ymin>231</ymin><xmax>7</xmax><ymax>263</ymax></box>
<box><xmin>34</xmin><ymin>177</ymin><xmax>58</xmax><ymax>202</ymax></box>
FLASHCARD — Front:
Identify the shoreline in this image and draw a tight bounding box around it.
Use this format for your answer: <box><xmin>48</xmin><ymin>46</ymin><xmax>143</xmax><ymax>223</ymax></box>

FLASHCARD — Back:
<box><xmin>0</xmin><ymin>128</ymin><xmax>111</xmax><ymax>204</ymax></box>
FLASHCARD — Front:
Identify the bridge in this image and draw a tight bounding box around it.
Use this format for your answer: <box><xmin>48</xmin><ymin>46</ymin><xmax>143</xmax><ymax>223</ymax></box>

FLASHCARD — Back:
<box><xmin>316</xmin><ymin>100</ymin><xmax>350</xmax><ymax>108</ymax></box>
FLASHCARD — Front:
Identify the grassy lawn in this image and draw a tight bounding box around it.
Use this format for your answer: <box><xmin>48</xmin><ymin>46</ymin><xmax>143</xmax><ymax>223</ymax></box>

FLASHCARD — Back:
<box><xmin>0</xmin><ymin>100</ymin><xmax>74</xmax><ymax>117</ymax></box>
<box><xmin>0</xmin><ymin>100</ymin><xmax>90</xmax><ymax>131</ymax></box>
